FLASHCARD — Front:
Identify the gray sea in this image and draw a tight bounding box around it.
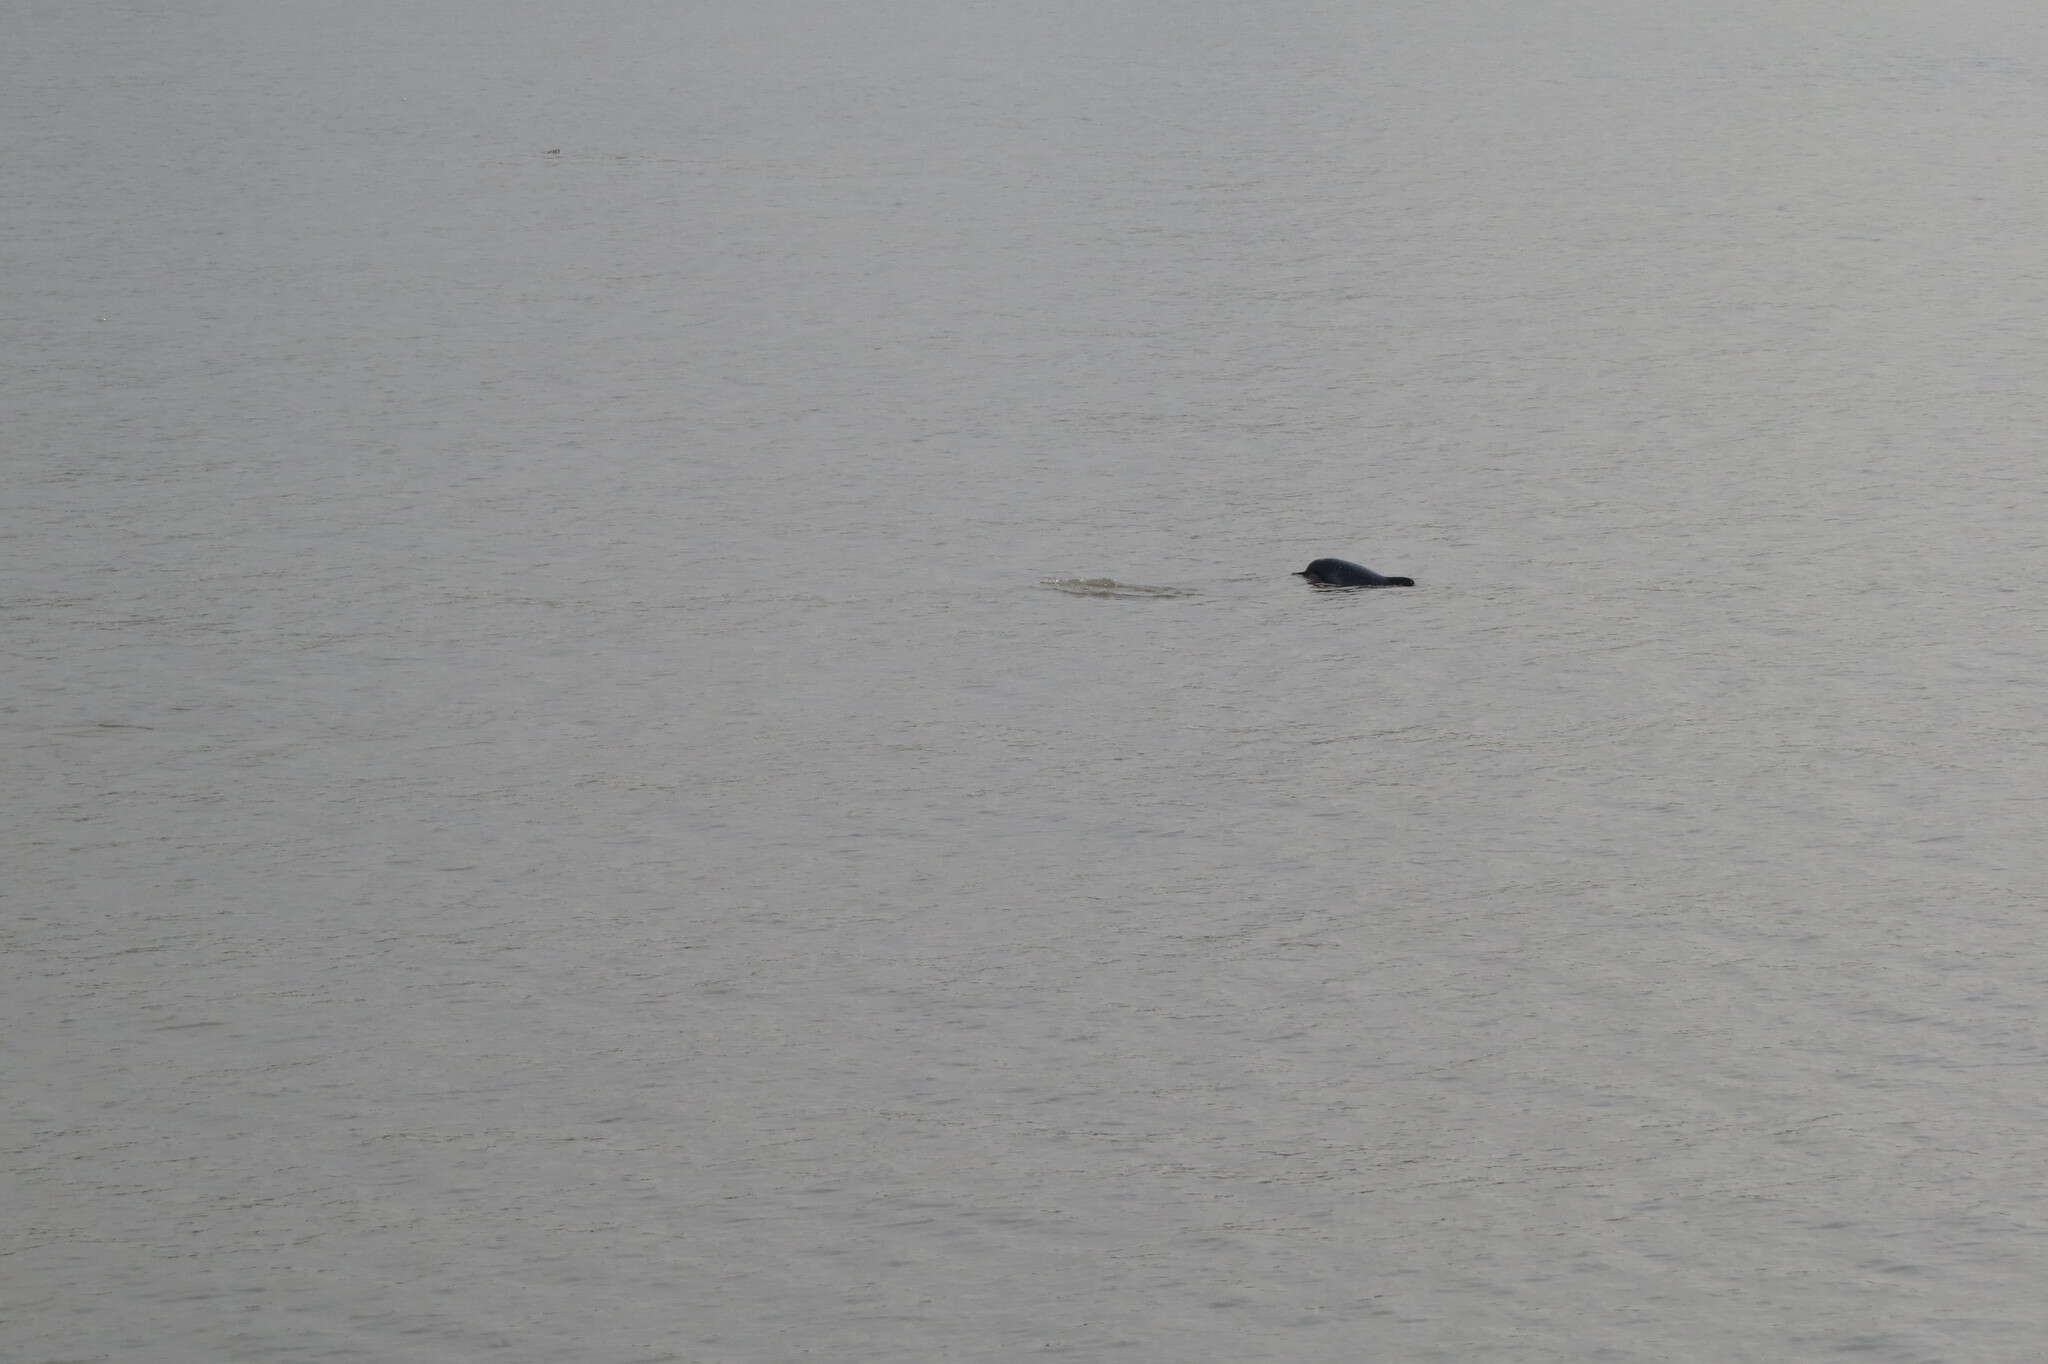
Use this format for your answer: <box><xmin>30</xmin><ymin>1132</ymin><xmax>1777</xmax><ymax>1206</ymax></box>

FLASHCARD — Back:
<box><xmin>12</xmin><ymin>1</ymin><xmax>2048</xmax><ymax>1360</ymax></box>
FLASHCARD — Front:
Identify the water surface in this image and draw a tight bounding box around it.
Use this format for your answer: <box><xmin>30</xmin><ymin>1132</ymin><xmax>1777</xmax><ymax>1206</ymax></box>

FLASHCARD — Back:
<box><xmin>12</xmin><ymin>2</ymin><xmax>2048</xmax><ymax>1360</ymax></box>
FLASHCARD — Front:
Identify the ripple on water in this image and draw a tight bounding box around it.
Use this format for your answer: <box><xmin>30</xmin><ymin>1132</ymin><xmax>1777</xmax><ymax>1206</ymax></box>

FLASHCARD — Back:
<box><xmin>1040</xmin><ymin>578</ymin><xmax>1196</xmax><ymax>599</ymax></box>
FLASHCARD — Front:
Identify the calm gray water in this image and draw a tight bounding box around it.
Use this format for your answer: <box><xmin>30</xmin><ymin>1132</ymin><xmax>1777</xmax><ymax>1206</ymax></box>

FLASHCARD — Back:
<box><xmin>12</xmin><ymin>2</ymin><xmax>2048</xmax><ymax>1360</ymax></box>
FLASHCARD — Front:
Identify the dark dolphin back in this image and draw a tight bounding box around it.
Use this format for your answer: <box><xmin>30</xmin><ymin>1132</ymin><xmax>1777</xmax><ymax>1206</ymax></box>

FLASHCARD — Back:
<box><xmin>1296</xmin><ymin>557</ymin><xmax>1414</xmax><ymax>587</ymax></box>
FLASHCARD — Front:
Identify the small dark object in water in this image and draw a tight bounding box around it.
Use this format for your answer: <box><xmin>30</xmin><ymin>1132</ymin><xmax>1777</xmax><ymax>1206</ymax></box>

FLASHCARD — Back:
<box><xmin>1295</xmin><ymin>558</ymin><xmax>1415</xmax><ymax>588</ymax></box>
